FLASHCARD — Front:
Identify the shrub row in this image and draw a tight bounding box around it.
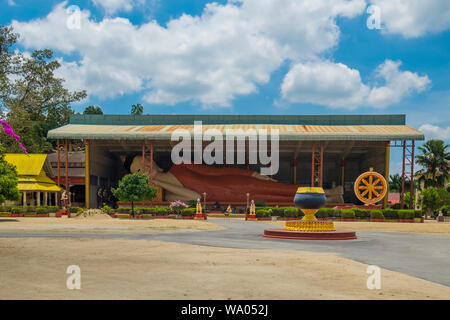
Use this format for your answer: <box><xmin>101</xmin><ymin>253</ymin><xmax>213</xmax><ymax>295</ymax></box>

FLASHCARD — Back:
<box><xmin>0</xmin><ymin>205</ymin><xmax>60</xmax><ymax>213</ymax></box>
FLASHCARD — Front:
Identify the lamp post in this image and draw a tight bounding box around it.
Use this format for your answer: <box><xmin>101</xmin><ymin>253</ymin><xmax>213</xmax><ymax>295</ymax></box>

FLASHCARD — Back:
<box><xmin>246</xmin><ymin>193</ymin><xmax>250</xmax><ymax>220</ymax></box>
<box><xmin>203</xmin><ymin>192</ymin><xmax>207</xmax><ymax>219</ymax></box>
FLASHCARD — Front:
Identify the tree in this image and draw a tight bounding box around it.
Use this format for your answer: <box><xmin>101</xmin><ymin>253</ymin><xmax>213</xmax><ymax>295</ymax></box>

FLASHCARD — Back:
<box><xmin>389</xmin><ymin>173</ymin><xmax>402</xmax><ymax>192</ymax></box>
<box><xmin>0</xmin><ymin>144</ymin><xmax>20</xmax><ymax>204</ymax></box>
<box><xmin>131</xmin><ymin>103</ymin><xmax>143</xmax><ymax>115</ymax></box>
<box><xmin>83</xmin><ymin>105</ymin><xmax>103</xmax><ymax>115</ymax></box>
<box><xmin>420</xmin><ymin>188</ymin><xmax>440</xmax><ymax>218</ymax></box>
<box><xmin>415</xmin><ymin>140</ymin><xmax>450</xmax><ymax>189</ymax></box>
<box><xmin>112</xmin><ymin>173</ymin><xmax>157</xmax><ymax>217</ymax></box>
<box><xmin>0</xmin><ymin>26</ymin><xmax>86</xmax><ymax>153</ymax></box>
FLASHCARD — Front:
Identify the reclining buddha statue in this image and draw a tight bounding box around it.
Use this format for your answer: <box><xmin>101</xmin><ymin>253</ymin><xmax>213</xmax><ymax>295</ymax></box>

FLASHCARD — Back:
<box><xmin>130</xmin><ymin>156</ymin><xmax>299</xmax><ymax>202</ymax></box>
<box><xmin>130</xmin><ymin>156</ymin><xmax>344</xmax><ymax>203</ymax></box>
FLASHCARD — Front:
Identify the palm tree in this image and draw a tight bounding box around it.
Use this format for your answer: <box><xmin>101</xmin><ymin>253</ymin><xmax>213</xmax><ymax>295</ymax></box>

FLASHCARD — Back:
<box><xmin>415</xmin><ymin>140</ymin><xmax>449</xmax><ymax>188</ymax></box>
<box><xmin>83</xmin><ymin>105</ymin><xmax>103</xmax><ymax>115</ymax></box>
<box><xmin>131</xmin><ymin>103</ymin><xmax>143</xmax><ymax>115</ymax></box>
<box><xmin>389</xmin><ymin>173</ymin><xmax>403</xmax><ymax>192</ymax></box>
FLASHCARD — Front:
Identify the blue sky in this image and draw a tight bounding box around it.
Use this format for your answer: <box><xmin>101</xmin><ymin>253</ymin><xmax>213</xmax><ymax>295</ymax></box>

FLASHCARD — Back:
<box><xmin>2</xmin><ymin>0</ymin><xmax>450</xmax><ymax>173</ymax></box>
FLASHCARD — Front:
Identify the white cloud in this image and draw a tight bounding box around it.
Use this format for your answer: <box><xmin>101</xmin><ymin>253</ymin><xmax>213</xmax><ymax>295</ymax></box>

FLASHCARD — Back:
<box><xmin>91</xmin><ymin>0</ymin><xmax>140</xmax><ymax>14</ymax></box>
<box><xmin>369</xmin><ymin>0</ymin><xmax>450</xmax><ymax>38</ymax></box>
<box><xmin>418</xmin><ymin>124</ymin><xmax>450</xmax><ymax>140</ymax></box>
<box><xmin>7</xmin><ymin>0</ymin><xmax>16</xmax><ymax>6</ymax></box>
<box><xmin>281</xmin><ymin>59</ymin><xmax>430</xmax><ymax>109</ymax></box>
<box><xmin>11</xmin><ymin>0</ymin><xmax>368</xmax><ymax>108</ymax></box>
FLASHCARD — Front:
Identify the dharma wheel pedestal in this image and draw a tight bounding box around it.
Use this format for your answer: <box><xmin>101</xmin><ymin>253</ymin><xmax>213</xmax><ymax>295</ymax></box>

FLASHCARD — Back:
<box><xmin>263</xmin><ymin>220</ymin><xmax>357</xmax><ymax>240</ymax></box>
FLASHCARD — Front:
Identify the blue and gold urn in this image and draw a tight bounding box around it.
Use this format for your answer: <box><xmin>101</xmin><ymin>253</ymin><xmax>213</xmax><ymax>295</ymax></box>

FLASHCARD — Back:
<box><xmin>294</xmin><ymin>187</ymin><xmax>326</xmax><ymax>221</ymax></box>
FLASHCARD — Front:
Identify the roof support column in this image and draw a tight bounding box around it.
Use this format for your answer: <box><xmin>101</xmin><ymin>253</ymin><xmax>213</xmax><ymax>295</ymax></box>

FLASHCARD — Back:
<box><xmin>65</xmin><ymin>139</ymin><xmax>69</xmax><ymax>194</ymax></box>
<box><xmin>383</xmin><ymin>141</ymin><xmax>390</xmax><ymax>208</ymax></box>
<box><xmin>311</xmin><ymin>144</ymin><xmax>324</xmax><ymax>187</ymax></box>
<box><xmin>150</xmin><ymin>142</ymin><xmax>153</xmax><ymax>184</ymax></box>
<box><xmin>142</xmin><ymin>141</ymin><xmax>145</xmax><ymax>173</ymax></box>
<box><xmin>340</xmin><ymin>158</ymin><xmax>345</xmax><ymax>187</ymax></box>
<box><xmin>22</xmin><ymin>192</ymin><xmax>26</xmax><ymax>207</ymax></box>
<box><xmin>57</xmin><ymin>139</ymin><xmax>60</xmax><ymax>206</ymax></box>
<box><xmin>292</xmin><ymin>158</ymin><xmax>297</xmax><ymax>185</ymax></box>
<box><xmin>85</xmin><ymin>139</ymin><xmax>90</xmax><ymax>209</ymax></box>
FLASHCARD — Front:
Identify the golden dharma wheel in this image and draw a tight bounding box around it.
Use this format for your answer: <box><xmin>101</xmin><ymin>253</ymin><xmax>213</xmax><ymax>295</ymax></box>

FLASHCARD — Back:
<box><xmin>354</xmin><ymin>168</ymin><xmax>388</xmax><ymax>205</ymax></box>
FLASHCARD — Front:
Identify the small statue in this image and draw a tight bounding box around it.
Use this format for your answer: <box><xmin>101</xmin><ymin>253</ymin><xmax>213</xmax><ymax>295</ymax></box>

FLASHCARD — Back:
<box><xmin>194</xmin><ymin>198</ymin><xmax>204</xmax><ymax>220</ymax></box>
<box><xmin>225</xmin><ymin>205</ymin><xmax>232</xmax><ymax>216</ymax></box>
<box><xmin>248</xmin><ymin>200</ymin><xmax>257</xmax><ymax>221</ymax></box>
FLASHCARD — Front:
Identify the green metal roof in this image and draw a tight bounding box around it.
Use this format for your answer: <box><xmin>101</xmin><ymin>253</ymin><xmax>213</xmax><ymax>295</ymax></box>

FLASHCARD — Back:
<box><xmin>69</xmin><ymin>114</ymin><xmax>406</xmax><ymax>126</ymax></box>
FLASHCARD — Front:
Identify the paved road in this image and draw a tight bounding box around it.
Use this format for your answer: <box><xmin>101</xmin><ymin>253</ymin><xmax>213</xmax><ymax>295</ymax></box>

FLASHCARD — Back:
<box><xmin>0</xmin><ymin>218</ymin><xmax>449</xmax><ymax>286</ymax></box>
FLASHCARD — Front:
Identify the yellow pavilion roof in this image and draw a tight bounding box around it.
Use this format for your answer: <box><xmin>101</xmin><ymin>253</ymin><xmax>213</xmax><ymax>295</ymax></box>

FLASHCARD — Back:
<box><xmin>4</xmin><ymin>154</ymin><xmax>61</xmax><ymax>192</ymax></box>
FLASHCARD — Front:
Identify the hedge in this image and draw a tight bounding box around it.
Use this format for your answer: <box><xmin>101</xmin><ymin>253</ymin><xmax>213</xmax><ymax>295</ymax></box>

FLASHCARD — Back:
<box><xmin>382</xmin><ymin>209</ymin><xmax>398</xmax><ymax>219</ymax></box>
<box><xmin>181</xmin><ymin>208</ymin><xmax>196</xmax><ymax>216</ymax></box>
<box><xmin>397</xmin><ymin>209</ymin><xmax>415</xmax><ymax>220</ymax></box>
<box><xmin>354</xmin><ymin>208</ymin><xmax>370</xmax><ymax>219</ymax></box>
<box><xmin>282</xmin><ymin>207</ymin><xmax>299</xmax><ymax>218</ymax></box>
<box><xmin>256</xmin><ymin>208</ymin><xmax>272</xmax><ymax>218</ymax></box>
<box><xmin>370</xmin><ymin>210</ymin><xmax>384</xmax><ymax>219</ymax></box>
<box><xmin>35</xmin><ymin>206</ymin><xmax>48</xmax><ymax>214</ymax></box>
<box><xmin>341</xmin><ymin>209</ymin><xmax>355</xmax><ymax>219</ymax></box>
<box><xmin>271</xmin><ymin>207</ymin><xmax>284</xmax><ymax>216</ymax></box>
<box><xmin>11</xmin><ymin>206</ymin><xmax>22</xmax><ymax>214</ymax></box>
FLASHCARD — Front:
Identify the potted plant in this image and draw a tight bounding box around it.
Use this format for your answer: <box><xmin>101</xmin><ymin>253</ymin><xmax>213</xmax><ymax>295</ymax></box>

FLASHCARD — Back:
<box><xmin>36</xmin><ymin>206</ymin><xmax>49</xmax><ymax>217</ymax></box>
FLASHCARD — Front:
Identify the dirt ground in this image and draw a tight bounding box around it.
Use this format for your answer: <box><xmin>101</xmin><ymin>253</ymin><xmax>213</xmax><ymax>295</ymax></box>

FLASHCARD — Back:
<box><xmin>266</xmin><ymin>220</ymin><xmax>450</xmax><ymax>235</ymax></box>
<box><xmin>0</xmin><ymin>216</ymin><xmax>225</xmax><ymax>234</ymax></box>
<box><xmin>0</xmin><ymin>237</ymin><xmax>448</xmax><ymax>300</ymax></box>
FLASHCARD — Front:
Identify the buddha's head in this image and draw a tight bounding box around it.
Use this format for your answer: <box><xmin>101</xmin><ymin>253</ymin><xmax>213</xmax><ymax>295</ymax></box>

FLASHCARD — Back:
<box><xmin>130</xmin><ymin>156</ymin><xmax>163</xmax><ymax>180</ymax></box>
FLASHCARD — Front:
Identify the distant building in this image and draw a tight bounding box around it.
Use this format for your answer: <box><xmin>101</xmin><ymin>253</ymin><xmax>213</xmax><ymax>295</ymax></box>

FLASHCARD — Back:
<box><xmin>3</xmin><ymin>154</ymin><xmax>60</xmax><ymax>207</ymax></box>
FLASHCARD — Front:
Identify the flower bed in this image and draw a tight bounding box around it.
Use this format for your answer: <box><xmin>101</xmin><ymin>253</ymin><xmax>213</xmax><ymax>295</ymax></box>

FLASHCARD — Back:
<box><xmin>369</xmin><ymin>218</ymin><xmax>385</xmax><ymax>222</ymax></box>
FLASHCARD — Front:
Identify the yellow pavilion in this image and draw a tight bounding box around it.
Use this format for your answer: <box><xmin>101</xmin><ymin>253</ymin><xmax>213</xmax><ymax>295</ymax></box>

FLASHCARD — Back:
<box><xmin>4</xmin><ymin>154</ymin><xmax>61</xmax><ymax>207</ymax></box>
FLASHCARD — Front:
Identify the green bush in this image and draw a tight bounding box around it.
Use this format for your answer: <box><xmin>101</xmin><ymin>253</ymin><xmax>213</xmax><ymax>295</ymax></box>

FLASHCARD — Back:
<box><xmin>153</xmin><ymin>207</ymin><xmax>170</xmax><ymax>216</ymax></box>
<box><xmin>25</xmin><ymin>206</ymin><xmax>36</xmax><ymax>213</ymax></box>
<box><xmin>141</xmin><ymin>208</ymin><xmax>153</xmax><ymax>215</ymax></box>
<box><xmin>383</xmin><ymin>209</ymin><xmax>398</xmax><ymax>219</ymax></box>
<box><xmin>11</xmin><ymin>206</ymin><xmax>23</xmax><ymax>214</ymax></box>
<box><xmin>398</xmin><ymin>209</ymin><xmax>415</xmax><ymax>220</ymax></box>
<box><xmin>370</xmin><ymin>210</ymin><xmax>384</xmax><ymax>219</ymax></box>
<box><xmin>255</xmin><ymin>208</ymin><xmax>272</xmax><ymax>218</ymax></box>
<box><xmin>70</xmin><ymin>206</ymin><xmax>84</xmax><ymax>214</ymax></box>
<box><xmin>282</xmin><ymin>207</ymin><xmax>299</xmax><ymax>218</ymax></box>
<box><xmin>35</xmin><ymin>206</ymin><xmax>48</xmax><ymax>214</ymax></box>
<box><xmin>316</xmin><ymin>208</ymin><xmax>329</xmax><ymax>219</ymax></box>
<box><xmin>0</xmin><ymin>205</ymin><xmax>12</xmax><ymax>212</ymax></box>
<box><xmin>271</xmin><ymin>207</ymin><xmax>284</xmax><ymax>216</ymax></box>
<box><xmin>439</xmin><ymin>205</ymin><xmax>450</xmax><ymax>216</ymax></box>
<box><xmin>414</xmin><ymin>210</ymin><xmax>423</xmax><ymax>218</ymax></box>
<box><xmin>341</xmin><ymin>209</ymin><xmax>355</xmax><ymax>219</ymax></box>
<box><xmin>118</xmin><ymin>207</ymin><xmax>131</xmax><ymax>213</ymax></box>
<box><xmin>354</xmin><ymin>208</ymin><xmax>370</xmax><ymax>219</ymax></box>
<box><xmin>101</xmin><ymin>205</ymin><xmax>115</xmax><ymax>215</ymax></box>
<box><xmin>181</xmin><ymin>208</ymin><xmax>196</xmax><ymax>216</ymax></box>
<box><xmin>47</xmin><ymin>206</ymin><xmax>59</xmax><ymax>213</ymax></box>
